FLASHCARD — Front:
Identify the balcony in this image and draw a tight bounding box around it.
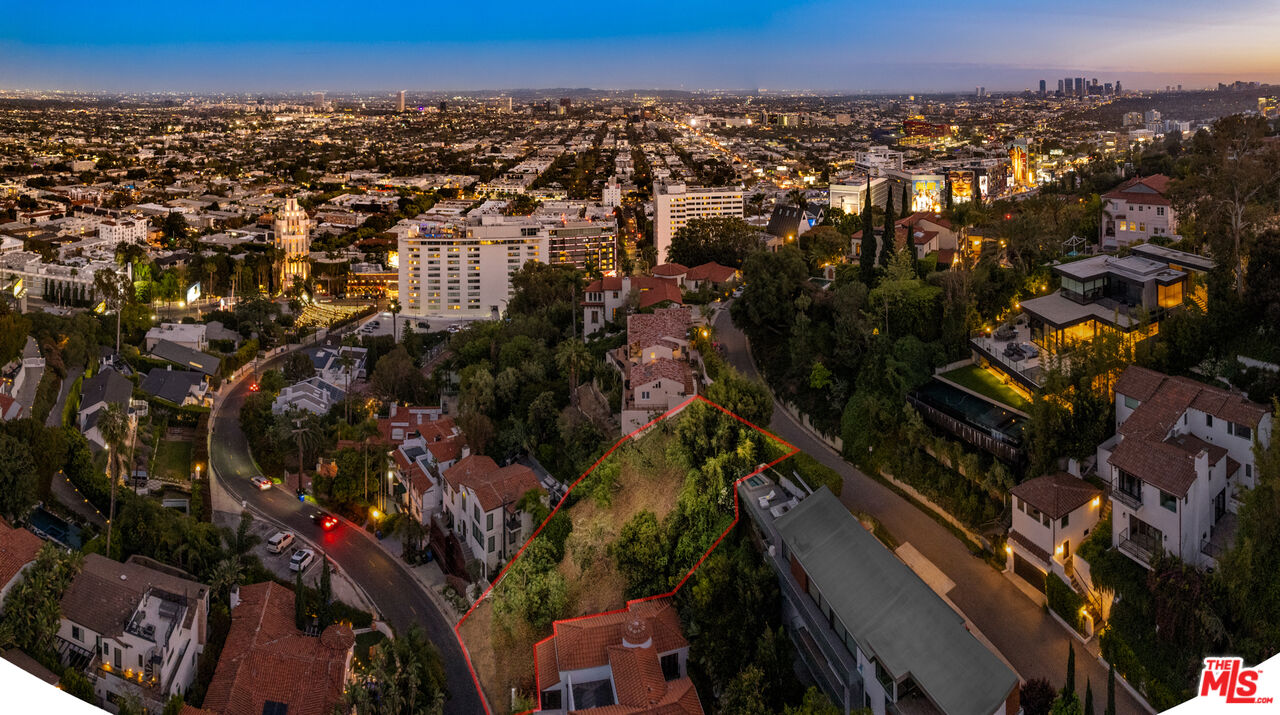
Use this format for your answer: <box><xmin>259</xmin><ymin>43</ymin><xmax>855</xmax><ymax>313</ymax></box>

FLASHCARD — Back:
<box><xmin>1118</xmin><ymin>528</ymin><xmax>1158</xmax><ymax>565</ymax></box>
<box><xmin>1111</xmin><ymin>487</ymin><xmax>1143</xmax><ymax>511</ymax></box>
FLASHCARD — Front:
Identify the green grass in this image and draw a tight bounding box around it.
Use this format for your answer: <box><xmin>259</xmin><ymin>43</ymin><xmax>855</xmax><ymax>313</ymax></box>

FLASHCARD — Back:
<box><xmin>940</xmin><ymin>364</ymin><xmax>1033</xmax><ymax>412</ymax></box>
<box><xmin>153</xmin><ymin>439</ymin><xmax>193</xmax><ymax>481</ymax></box>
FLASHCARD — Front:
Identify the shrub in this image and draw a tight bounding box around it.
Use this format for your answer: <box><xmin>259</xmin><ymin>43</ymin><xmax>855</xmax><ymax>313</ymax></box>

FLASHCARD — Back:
<box><xmin>1046</xmin><ymin>572</ymin><xmax>1085</xmax><ymax>634</ymax></box>
<box><xmin>785</xmin><ymin>452</ymin><xmax>843</xmax><ymax>497</ymax></box>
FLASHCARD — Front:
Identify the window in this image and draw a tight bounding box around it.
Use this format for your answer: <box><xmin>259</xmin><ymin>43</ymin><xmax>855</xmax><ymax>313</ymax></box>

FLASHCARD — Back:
<box><xmin>1123</xmin><ymin>395</ymin><xmax>1140</xmax><ymax>409</ymax></box>
<box><xmin>1228</xmin><ymin>422</ymin><xmax>1252</xmax><ymax>440</ymax></box>
<box><xmin>487</xmin><ymin>513</ymin><xmax>493</xmax><ymax>530</ymax></box>
<box><xmin>71</xmin><ymin>626</ymin><xmax>81</xmax><ymax>642</ymax></box>
<box><xmin>473</xmin><ymin>504</ymin><xmax>481</xmax><ymax>522</ymax></box>
<box><xmin>1160</xmin><ymin>491</ymin><xmax>1178</xmax><ymax>512</ymax></box>
<box><xmin>1061</xmin><ymin>513</ymin><xmax>1070</xmax><ymax>528</ymax></box>
<box><xmin>1157</xmin><ymin>207</ymin><xmax>1165</xmax><ymax>216</ymax></box>
<box><xmin>1206</xmin><ymin>414</ymin><xmax>1214</xmax><ymax>428</ymax></box>
<box><xmin>541</xmin><ymin>690</ymin><xmax>562</xmax><ymax>710</ymax></box>
<box><xmin>488</xmin><ymin>536</ymin><xmax>495</xmax><ymax>552</ymax></box>
<box><xmin>660</xmin><ymin>653</ymin><xmax>681</xmax><ymax>681</ymax></box>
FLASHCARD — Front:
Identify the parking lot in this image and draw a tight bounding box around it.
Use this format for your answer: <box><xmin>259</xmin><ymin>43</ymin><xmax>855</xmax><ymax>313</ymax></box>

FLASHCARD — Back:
<box><xmin>353</xmin><ymin>312</ymin><xmax>472</xmax><ymax>340</ymax></box>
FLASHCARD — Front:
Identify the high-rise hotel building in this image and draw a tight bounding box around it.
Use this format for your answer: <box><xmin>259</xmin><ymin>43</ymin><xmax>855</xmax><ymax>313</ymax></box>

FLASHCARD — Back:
<box><xmin>273</xmin><ymin>197</ymin><xmax>311</xmax><ymax>285</ymax></box>
<box><xmin>653</xmin><ymin>182</ymin><xmax>743</xmax><ymax>264</ymax></box>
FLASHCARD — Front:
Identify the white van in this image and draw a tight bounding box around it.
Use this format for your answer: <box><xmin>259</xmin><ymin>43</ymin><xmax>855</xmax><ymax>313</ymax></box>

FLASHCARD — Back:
<box><xmin>266</xmin><ymin>532</ymin><xmax>295</xmax><ymax>554</ymax></box>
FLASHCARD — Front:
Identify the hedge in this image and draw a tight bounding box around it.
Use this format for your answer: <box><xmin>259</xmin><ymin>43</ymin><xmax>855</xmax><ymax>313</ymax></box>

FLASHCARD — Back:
<box><xmin>1046</xmin><ymin>572</ymin><xmax>1085</xmax><ymax>634</ymax></box>
<box><xmin>785</xmin><ymin>452</ymin><xmax>844</xmax><ymax>497</ymax></box>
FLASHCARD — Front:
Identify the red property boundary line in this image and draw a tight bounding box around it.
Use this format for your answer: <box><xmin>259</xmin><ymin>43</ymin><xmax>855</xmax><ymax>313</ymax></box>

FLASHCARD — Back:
<box><xmin>453</xmin><ymin>394</ymin><xmax>799</xmax><ymax>715</ymax></box>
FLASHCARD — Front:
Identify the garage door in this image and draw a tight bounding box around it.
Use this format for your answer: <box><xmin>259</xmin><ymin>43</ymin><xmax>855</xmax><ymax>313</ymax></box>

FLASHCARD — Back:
<box><xmin>1013</xmin><ymin>553</ymin><xmax>1046</xmax><ymax>593</ymax></box>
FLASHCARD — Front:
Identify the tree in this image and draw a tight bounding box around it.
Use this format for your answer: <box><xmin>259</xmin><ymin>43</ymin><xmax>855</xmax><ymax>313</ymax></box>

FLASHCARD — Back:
<box><xmin>901</xmin><ymin>185</ymin><xmax>910</xmax><ymax>218</ymax></box>
<box><xmin>283</xmin><ymin>351</ymin><xmax>316</xmax><ymax>382</ymax></box>
<box><xmin>318</xmin><ymin>558</ymin><xmax>333</xmax><ymax>629</ymax></box>
<box><xmin>0</xmin><ymin>544</ymin><xmax>82</xmax><ymax>661</ymax></box>
<box><xmin>717</xmin><ymin>666</ymin><xmax>770</xmax><ymax>715</ymax></box>
<box><xmin>370</xmin><ymin>346</ymin><xmax>428</xmax><ymax>404</ymax></box>
<box><xmin>1083</xmin><ymin>678</ymin><xmax>1095</xmax><ymax>715</ymax></box>
<box><xmin>705</xmin><ymin>369</ymin><xmax>773</xmax><ymax>426</ymax></box>
<box><xmin>93</xmin><ymin>268</ymin><xmax>131</xmax><ymax>355</ymax></box>
<box><xmin>162</xmin><ymin>212</ymin><xmax>189</xmax><ymax>242</ymax></box>
<box><xmin>1063</xmin><ymin>642</ymin><xmax>1076</xmax><ymax>698</ymax></box>
<box><xmin>731</xmin><ymin>246</ymin><xmax>809</xmax><ymax>338</ymax></box>
<box><xmin>798</xmin><ymin>225</ymin><xmax>848</xmax><ymax>270</ymax></box>
<box><xmin>60</xmin><ymin>667</ymin><xmax>97</xmax><ymax>704</ymax></box>
<box><xmin>880</xmin><ymin>189</ymin><xmax>895</xmax><ymax>268</ymax></box>
<box><xmin>99</xmin><ymin>403</ymin><xmax>130</xmax><ymax>556</ymax></box>
<box><xmin>1051</xmin><ymin>694</ymin><xmax>1083</xmax><ymax>715</ymax></box>
<box><xmin>1021</xmin><ymin>678</ymin><xmax>1057</xmax><ymax>715</ymax></box>
<box><xmin>668</xmin><ymin>216</ymin><xmax>761</xmax><ymax>268</ymax></box>
<box><xmin>344</xmin><ymin>625</ymin><xmax>447</xmax><ymax>715</ymax></box>
<box><xmin>782</xmin><ymin>688</ymin><xmax>841</xmax><ymax>715</ymax></box>
<box><xmin>1105</xmin><ymin>663</ymin><xmax>1116</xmax><ymax>715</ymax></box>
<box><xmin>555</xmin><ymin>339</ymin><xmax>591</xmax><ymax>406</ymax></box>
<box><xmin>0</xmin><ymin>434</ymin><xmax>37</xmax><ymax>522</ymax></box>
<box><xmin>610</xmin><ymin>510</ymin><xmax>669</xmax><ymax>598</ymax></box>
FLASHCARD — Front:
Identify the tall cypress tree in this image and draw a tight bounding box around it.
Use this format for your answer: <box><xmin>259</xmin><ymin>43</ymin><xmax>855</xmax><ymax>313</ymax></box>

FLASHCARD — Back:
<box><xmin>880</xmin><ymin>189</ymin><xmax>895</xmax><ymax>267</ymax></box>
<box><xmin>901</xmin><ymin>185</ymin><xmax>911</xmax><ymax>218</ymax></box>
<box><xmin>1064</xmin><ymin>643</ymin><xmax>1076</xmax><ymax>698</ymax></box>
<box><xmin>973</xmin><ymin>176</ymin><xmax>983</xmax><ymax>208</ymax></box>
<box><xmin>859</xmin><ymin>196</ymin><xmax>876</xmax><ymax>284</ymax></box>
<box><xmin>1105</xmin><ymin>663</ymin><xmax>1116</xmax><ymax>715</ymax></box>
<box><xmin>1084</xmin><ymin>678</ymin><xmax>1095</xmax><ymax>715</ymax></box>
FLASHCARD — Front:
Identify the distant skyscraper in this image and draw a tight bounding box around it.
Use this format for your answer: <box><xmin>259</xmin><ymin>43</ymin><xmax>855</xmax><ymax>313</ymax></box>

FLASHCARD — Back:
<box><xmin>313</xmin><ymin>92</ymin><xmax>324</xmax><ymax>109</ymax></box>
<box><xmin>438</xmin><ymin>101</ymin><xmax>446</xmax><ymax>112</ymax></box>
<box><xmin>1074</xmin><ymin>77</ymin><xmax>1084</xmax><ymax>96</ymax></box>
<box><xmin>1063</xmin><ymin>77</ymin><xmax>1073</xmax><ymax>96</ymax></box>
<box><xmin>397</xmin><ymin>90</ymin><xmax>405</xmax><ymax>112</ymax></box>
<box><xmin>1115</xmin><ymin>80</ymin><xmax>1123</xmax><ymax>95</ymax></box>
<box><xmin>273</xmin><ymin>197</ymin><xmax>311</xmax><ymax>285</ymax></box>
<box><xmin>505</xmin><ymin>96</ymin><xmax>513</xmax><ymax>113</ymax></box>
<box><xmin>1058</xmin><ymin>79</ymin><xmax>1065</xmax><ymax>95</ymax></box>
<box><xmin>1039</xmin><ymin>79</ymin><xmax>1046</xmax><ymax>96</ymax></box>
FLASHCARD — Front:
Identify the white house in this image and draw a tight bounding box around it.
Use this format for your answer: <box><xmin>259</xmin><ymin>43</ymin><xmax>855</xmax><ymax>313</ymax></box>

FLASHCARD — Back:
<box><xmin>1100</xmin><ymin>175</ymin><xmax>1176</xmax><ymax>250</ymax></box>
<box><xmin>390</xmin><ymin>415</ymin><xmax>468</xmax><ymax>526</ymax></box>
<box><xmin>271</xmin><ymin>376</ymin><xmax>345</xmax><ymax>416</ymax></box>
<box><xmin>1007</xmin><ymin>472</ymin><xmax>1103</xmax><ymax>600</ymax></box>
<box><xmin>144</xmin><ymin>323</ymin><xmax>208</xmax><ymax>352</ymax></box>
<box><xmin>97</xmin><ymin>218</ymin><xmax>149</xmax><ymax>246</ymax></box>
<box><xmin>1101</xmin><ymin>366</ymin><xmax>1272</xmax><ymax>569</ymax></box>
<box><xmin>581</xmin><ymin>275</ymin><xmax>682</xmax><ymax>335</ymax></box>
<box><xmin>56</xmin><ymin>555</ymin><xmax>208</xmax><ymax>710</ymax></box>
<box><xmin>440</xmin><ymin>455</ymin><xmax>541</xmax><ymax>573</ymax></box>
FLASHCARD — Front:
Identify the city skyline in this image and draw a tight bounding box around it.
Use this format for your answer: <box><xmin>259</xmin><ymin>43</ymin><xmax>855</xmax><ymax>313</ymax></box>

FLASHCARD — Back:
<box><xmin>3</xmin><ymin>0</ymin><xmax>1280</xmax><ymax>92</ymax></box>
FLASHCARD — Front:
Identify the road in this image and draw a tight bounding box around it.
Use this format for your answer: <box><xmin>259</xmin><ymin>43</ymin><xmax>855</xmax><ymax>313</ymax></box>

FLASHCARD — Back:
<box><xmin>209</xmin><ymin>348</ymin><xmax>484</xmax><ymax>714</ymax></box>
<box><xmin>713</xmin><ymin>308</ymin><xmax>1149</xmax><ymax>714</ymax></box>
<box><xmin>46</xmin><ymin>366</ymin><xmax>82</xmax><ymax>427</ymax></box>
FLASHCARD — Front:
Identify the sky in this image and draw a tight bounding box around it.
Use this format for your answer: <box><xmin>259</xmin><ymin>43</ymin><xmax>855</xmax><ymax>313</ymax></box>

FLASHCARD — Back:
<box><xmin>2</xmin><ymin>0</ymin><xmax>1279</xmax><ymax>93</ymax></box>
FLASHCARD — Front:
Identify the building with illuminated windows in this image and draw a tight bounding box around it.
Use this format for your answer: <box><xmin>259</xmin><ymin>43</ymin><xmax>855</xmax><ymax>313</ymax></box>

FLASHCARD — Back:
<box><xmin>547</xmin><ymin>220</ymin><xmax>618</xmax><ymax>274</ymax></box>
<box><xmin>272</xmin><ymin>197</ymin><xmax>311</xmax><ymax>285</ymax></box>
<box><xmin>398</xmin><ymin>216</ymin><xmax>547</xmax><ymax>319</ymax></box>
<box><xmin>1100</xmin><ymin>174</ymin><xmax>1176</xmax><ymax>250</ymax></box>
<box><xmin>653</xmin><ymin>182</ymin><xmax>743</xmax><ymax>264</ymax></box>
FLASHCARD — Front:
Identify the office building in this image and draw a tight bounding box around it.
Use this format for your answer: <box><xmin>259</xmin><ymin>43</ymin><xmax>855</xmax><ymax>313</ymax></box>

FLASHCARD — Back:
<box><xmin>273</xmin><ymin>197</ymin><xmax>311</xmax><ymax>284</ymax></box>
<box><xmin>397</xmin><ymin>90</ymin><xmax>405</xmax><ymax>112</ymax></box>
<box><xmin>1039</xmin><ymin>79</ymin><xmax>1046</xmax><ymax>95</ymax></box>
<box><xmin>547</xmin><ymin>220</ymin><xmax>618</xmax><ymax>274</ymax></box>
<box><xmin>653</xmin><ymin>182</ymin><xmax>743</xmax><ymax>264</ymax></box>
<box><xmin>1074</xmin><ymin>77</ymin><xmax>1084</xmax><ymax>96</ymax></box>
<box><xmin>312</xmin><ymin>92</ymin><xmax>324</xmax><ymax>109</ymax></box>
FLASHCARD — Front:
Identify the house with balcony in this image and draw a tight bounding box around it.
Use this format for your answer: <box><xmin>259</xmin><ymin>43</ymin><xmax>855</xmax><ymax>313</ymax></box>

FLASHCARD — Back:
<box><xmin>973</xmin><ymin>254</ymin><xmax>1192</xmax><ymax>393</ymax></box>
<box><xmin>739</xmin><ymin>481</ymin><xmax>1021</xmax><ymax>715</ymax></box>
<box><xmin>1100</xmin><ymin>366</ymin><xmax>1272</xmax><ymax>569</ymax></box>
<box><xmin>615</xmin><ymin>307</ymin><xmax>698</xmax><ymax>433</ymax></box>
<box><xmin>581</xmin><ymin>274</ymin><xmax>684</xmax><ymax>335</ymax></box>
<box><xmin>271</xmin><ymin>376</ymin><xmax>345</xmax><ymax>416</ymax></box>
<box><xmin>56</xmin><ymin>555</ymin><xmax>208</xmax><ymax>712</ymax></box>
<box><xmin>535</xmin><ymin>598</ymin><xmax>701</xmax><ymax>714</ymax></box>
<box><xmin>1006</xmin><ymin>472</ymin><xmax>1103</xmax><ymax>598</ymax></box>
<box><xmin>389</xmin><ymin>415</ymin><xmax>468</xmax><ymax>526</ymax></box>
<box><xmin>440</xmin><ymin>455</ymin><xmax>541</xmax><ymax>575</ymax></box>
<box><xmin>1100</xmin><ymin>175</ymin><xmax>1176</xmax><ymax>250</ymax></box>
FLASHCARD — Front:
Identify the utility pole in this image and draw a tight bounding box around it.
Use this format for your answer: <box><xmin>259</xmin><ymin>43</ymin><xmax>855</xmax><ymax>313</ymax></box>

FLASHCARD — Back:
<box><xmin>291</xmin><ymin>414</ymin><xmax>306</xmax><ymax>495</ymax></box>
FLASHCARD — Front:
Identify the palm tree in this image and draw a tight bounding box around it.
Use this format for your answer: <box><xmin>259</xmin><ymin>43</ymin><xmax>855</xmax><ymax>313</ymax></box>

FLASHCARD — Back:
<box><xmin>388</xmin><ymin>298</ymin><xmax>402</xmax><ymax>343</ymax></box>
<box><xmin>339</xmin><ymin>351</ymin><xmax>355</xmax><ymax>424</ymax></box>
<box><xmin>555</xmin><ymin>339</ymin><xmax>591</xmax><ymax>406</ymax></box>
<box><xmin>99</xmin><ymin>403</ymin><xmax>129</xmax><ymax>556</ymax></box>
<box><xmin>94</xmin><ymin>268</ymin><xmax>130</xmax><ymax>355</ymax></box>
<box><xmin>207</xmin><ymin>557</ymin><xmax>245</xmax><ymax>603</ymax></box>
<box><xmin>204</xmin><ymin>259</ymin><xmax>218</xmax><ymax>299</ymax></box>
<box><xmin>787</xmin><ymin>188</ymin><xmax>808</xmax><ymax>214</ymax></box>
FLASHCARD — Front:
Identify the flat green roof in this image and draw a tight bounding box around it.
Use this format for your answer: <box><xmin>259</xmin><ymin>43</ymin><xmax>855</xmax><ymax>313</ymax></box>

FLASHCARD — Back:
<box><xmin>775</xmin><ymin>488</ymin><xmax>1018</xmax><ymax>715</ymax></box>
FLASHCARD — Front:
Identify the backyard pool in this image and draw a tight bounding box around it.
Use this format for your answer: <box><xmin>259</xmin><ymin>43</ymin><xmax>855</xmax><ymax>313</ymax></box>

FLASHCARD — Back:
<box><xmin>28</xmin><ymin>506</ymin><xmax>84</xmax><ymax>549</ymax></box>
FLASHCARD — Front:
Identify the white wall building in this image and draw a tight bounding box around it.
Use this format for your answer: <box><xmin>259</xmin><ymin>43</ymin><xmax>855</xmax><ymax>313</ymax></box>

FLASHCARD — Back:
<box><xmin>398</xmin><ymin>217</ymin><xmax>546</xmax><ymax>319</ymax></box>
<box><xmin>601</xmin><ymin>176</ymin><xmax>623</xmax><ymax>208</ymax></box>
<box><xmin>653</xmin><ymin>182</ymin><xmax>743</xmax><ymax>264</ymax></box>
<box><xmin>273</xmin><ymin>197</ymin><xmax>312</xmax><ymax>284</ymax></box>
<box><xmin>98</xmin><ymin>217</ymin><xmax>149</xmax><ymax>246</ymax></box>
<box><xmin>1100</xmin><ymin>175</ymin><xmax>1176</xmax><ymax>250</ymax></box>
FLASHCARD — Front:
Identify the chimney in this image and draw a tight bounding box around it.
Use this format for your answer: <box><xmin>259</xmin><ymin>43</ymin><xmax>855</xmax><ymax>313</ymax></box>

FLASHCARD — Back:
<box><xmin>229</xmin><ymin>585</ymin><xmax>240</xmax><ymax>610</ymax></box>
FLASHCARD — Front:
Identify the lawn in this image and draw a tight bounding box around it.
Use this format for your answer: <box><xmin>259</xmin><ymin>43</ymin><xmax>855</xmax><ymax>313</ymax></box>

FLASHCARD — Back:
<box><xmin>153</xmin><ymin>439</ymin><xmax>193</xmax><ymax>482</ymax></box>
<box><xmin>940</xmin><ymin>364</ymin><xmax>1033</xmax><ymax>412</ymax></box>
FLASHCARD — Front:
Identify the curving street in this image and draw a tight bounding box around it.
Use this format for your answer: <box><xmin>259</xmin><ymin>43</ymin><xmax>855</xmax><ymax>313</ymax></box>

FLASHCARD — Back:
<box><xmin>209</xmin><ymin>347</ymin><xmax>484</xmax><ymax>715</ymax></box>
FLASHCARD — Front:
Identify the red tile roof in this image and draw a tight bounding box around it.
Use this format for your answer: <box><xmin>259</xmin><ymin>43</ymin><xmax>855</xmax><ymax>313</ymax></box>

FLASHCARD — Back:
<box><xmin>684</xmin><ymin>262</ymin><xmax>737</xmax><ymax>283</ymax></box>
<box><xmin>1009</xmin><ymin>473</ymin><xmax>1100</xmax><ymax>519</ymax></box>
<box><xmin>651</xmin><ymin>263</ymin><xmax>689</xmax><ymax>277</ymax></box>
<box><xmin>0</xmin><ymin>519</ymin><xmax>42</xmax><ymax>590</ymax></box>
<box><xmin>1117</xmin><ymin>366</ymin><xmax>1269</xmax><ymax>431</ymax></box>
<box><xmin>630</xmin><ymin>359</ymin><xmax>694</xmax><ymax>395</ymax></box>
<box><xmin>202</xmin><ymin>582</ymin><xmax>354</xmax><ymax>715</ymax></box>
<box><xmin>442</xmin><ymin>455</ymin><xmax>540</xmax><ymax>512</ymax></box>
<box><xmin>627</xmin><ymin>308</ymin><xmax>691</xmax><ymax>353</ymax></box>
<box><xmin>1102</xmin><ymin>175</ymin><xmax>1173</xmax><ymax>205</ymax></box>
<box><xmin>637</xmin><ymin>281</ymin><xmax>684</xmax><ymax>309</ymax></box>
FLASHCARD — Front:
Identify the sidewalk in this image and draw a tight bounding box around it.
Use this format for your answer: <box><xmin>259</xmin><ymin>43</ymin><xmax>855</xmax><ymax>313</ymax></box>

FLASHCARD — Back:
<box><xmin>338</xmin><ymin>515</ymin><xmax>465</xmax><ymax>628</ymax></box>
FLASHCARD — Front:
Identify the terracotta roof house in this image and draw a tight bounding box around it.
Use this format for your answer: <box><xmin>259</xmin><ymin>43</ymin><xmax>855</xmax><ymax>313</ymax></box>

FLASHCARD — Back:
<box><xmin>618</xmin><ymin>307</ymin><xmax>699</xmax><ymax>433</ymax></box>
<box><xmin>1100</xmin><ymin>174</ymin><xmax>1176</xmax><ymax>249</ymax></box>
<box><xmin>0</xmin><ymin>518</ymin><xmax>42</xmax><ymax>607</ymax></box>
<box><xmin>388</xmin><ymin>411</ymin><xmax>470</xmax><ymax>526</ymax></box>
<box><xmin>1101</xmin><ymin>366</ymin><xmax>1272</xmax><ymax>569</ymax></box>
<box><xmin>201</xmin><ymin>582</ymin><xmax>354</xmax><ymax>715</ymax></box>
<box><xmin>441</xmin><ymin>455</ymin><xmax>542</xmax><ymax>572</ymax></box>
<box><xmin>1006</xmin><ymin>473</ymin><xmax>1103</xmax><ymax>593</ymax></box>
<box><xmin>535</xmin><ymin>598</ymin><xmax>702</xmax><ymax>714</ymax></box>
<box><xmin>582</xmin><ymin>275</ymin><xmax>683</xmax><ymax>335</ymax></box>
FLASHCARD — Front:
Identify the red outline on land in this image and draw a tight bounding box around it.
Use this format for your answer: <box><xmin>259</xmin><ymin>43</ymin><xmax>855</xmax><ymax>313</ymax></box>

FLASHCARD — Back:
<box><xmin>453</xmin><ymin>394</ymin><xmax>799</xmax><ymax>715</ymax></box>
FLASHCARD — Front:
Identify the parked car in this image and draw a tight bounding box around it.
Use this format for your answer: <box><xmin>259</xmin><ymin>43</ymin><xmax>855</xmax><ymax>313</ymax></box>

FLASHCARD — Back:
<box><xmin>310</xmin><ymin>511</ymin><xmax>339</xmax><ymax>531</ymax></box>
<box><xmin>289</xmin><ymin>549</ymin><xmax>315</xmax><ymax>572</ymax></box>
<box><xmin>266</xmin><ymin>531</ymin><xmax>295</xmax><ymax>554</ymax></box>
<box><xmin>250</xmin><ymin>475</ymin><xmax>272</xmax><ymax>490</ymax></box>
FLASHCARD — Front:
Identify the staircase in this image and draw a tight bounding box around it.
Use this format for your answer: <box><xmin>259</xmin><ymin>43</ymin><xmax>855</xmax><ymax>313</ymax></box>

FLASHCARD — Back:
<box><xmin>1188</xmin><ymin>289</ymin><xmax>1208</xmax><ymax>312</ymax></box>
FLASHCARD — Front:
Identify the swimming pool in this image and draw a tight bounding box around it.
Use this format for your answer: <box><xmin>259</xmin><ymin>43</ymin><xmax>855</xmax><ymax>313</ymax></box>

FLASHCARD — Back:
<box><xmin>28</xmin><ymin>506</ymin><xmax>84</xmax><ymax>549</ymax></box>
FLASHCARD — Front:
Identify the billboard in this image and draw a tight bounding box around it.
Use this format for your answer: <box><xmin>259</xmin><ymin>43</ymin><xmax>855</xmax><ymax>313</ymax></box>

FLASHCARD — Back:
<box><xmin>186</xmin><ymin>282</ymin><xmax>201</xmax><ymax>304</ymax></box>
<box><xmin>910</xmin><ymin>177</ymin><xmax>944</xmax><ymax>212</ymax></box>
<box><xmin>948</xmin><ymin>170</ymin><xmax>975</xmax><ymax>204</ymax></box>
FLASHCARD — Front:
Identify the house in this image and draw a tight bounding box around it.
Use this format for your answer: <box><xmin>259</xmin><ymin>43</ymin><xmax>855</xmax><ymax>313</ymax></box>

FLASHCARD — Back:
<box><xmin>0</xmin><ymin>518</ymin><xmax>43</xmax><ymax>608</ymax></box>
<box><xmin>896</xmin><ymin>212</ymin><xmax>959</xmax><ymax>256</ymax></box>
<box><xmin>56</xmin><ymin>555</ymin><xmax>208</xmax><ymax>711</ymax></box>
<box><xmin>78</xmin><ymin>367</ymin><xmax>135</xmax><ymax>449</ymax></box>
<box><xmin>144</xmin><ymin>323</ymin><xmax>207</xmax><ymax>352</ymax></box>
<box><xmin>271</xmin><ymin>376</ymin><xmax>346</xmax><ymax>416</ymax></box>
<box><xmin>0</xmin><ymin>337</ymin><xmax>44</xmax><ymax>419</ymax></box>
<box><xmin>149</xmin><ymin>340</ymin><xmax>221</xmax><ymax>377</ymax></box>
<box><xmin>140</xmin><ymin>368</ymin><xmax>210</xmax><ymax>408</ymax></box>
<box><xmin>440</xmin><ymin>455</ymin><xmax>541</xmax><ymax>574</ymax></box>
<box><xmin>739</xmin><ymin>482</ymin><xmax>1021</xmax><ymax>715</ymax></box>
<box><xmin>617</xmin><ymin>307</ymin><xmax>697</xmax><ymax>432</ymax></box>
<box><xmin>389</xmin><ymin>413</ymin><xmax>469</xmax><ymax>525</ymax></box>
<box><xmin>1100</xmin><ymin>175</ymin><xmax>1176</xmax><ymax>249</ymax></box>
<box><xmin>1100</xmin><ymin>366</ymin><xmax>1272</xmax><ymax>569</ymax></box>
<box><xmin>200</xmin><ymin>582</ymin><xmax>354</xmax><ymax>715</ymax></box>
<box><xmin>581</xmin><ymin>274</ymin><xmax>683</xmax><ymax>334</ymax></box>
<box><xmin>766</xmin><ymin>204</ymin><xmax>825</xmax><ymax>240</ymax></box>
<box><xmin>1006</xmin><ymin>473</ymin><xmax>1103</xmax><ymax>596</ymax></box>
<box><xmin>306</xmin><ymin>345</ymin><xmax>369</xmax><ymax>388</ymax></box>
<box><xmin>682</xmin><ymin>262</ymin><xmax>739</xmax><ymax>292</ymax></box>
<box><xmin>535</xmin><ymin>598</ymin><xmax>702</xmax><ymax>714</ymax></box>
<box><xmin>377</xmin><ymin>404</ymin><xmax>446</xmax><ymax>444</ymax></box>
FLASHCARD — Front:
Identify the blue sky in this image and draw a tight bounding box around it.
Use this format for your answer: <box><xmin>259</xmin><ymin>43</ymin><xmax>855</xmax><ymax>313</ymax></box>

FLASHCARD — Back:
<box><xmin>2</xmin><ymin>0</ymin><xmax>1278</xmax><ymax>92</ymax></box>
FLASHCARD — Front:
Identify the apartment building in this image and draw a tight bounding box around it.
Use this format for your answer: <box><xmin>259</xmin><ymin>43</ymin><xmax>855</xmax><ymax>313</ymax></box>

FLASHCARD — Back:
<box><xmin>1100</xmin><ymin>175</ymin><xmax>1176</xmax><ymax>249</ymax></box>
<box><xmin>388</xmin><ymin>411</ymin><xmax>468</xmax><ymax>525</ymax></box>
<box><xmin>653</xmin><ymin>182</ymin><xmax>743</xmax><ymax>264</ymax></box>
<box><xmin>97</xmin><ymin>217</ymin><xmax>149</xmax><ymax>245</ymax></box>
<box><xmin>1100</xmin><ymin>366</ymin><xmax>1272</xmax><ymax>569</ymax></box>
<box><xmin>440</xmin><ymin>455</ymin><xmax>541</xmax><ymax>574</ymax></box>
<box><xmin>828</xmin><ymin>177</ymin><xmax>890</xmax><ymax>214</ymax></box>
<box><xmin>547</xmin><ymin>220</ymin><xmax>618</xmax><ymax>274</ymax></box>
<box><xmin>398</xmin><ymin>218</ymin><xmax>545</xmax><ymax>319</ymax></box>
<box><xmin>536</xmin><ymin>598</ymin><xmax>701</xmax><ymax>714</ymax></box>
<box><xmin>56</xmin><ymin>555</ymin><xmax>208</xmax><ymax>711</ymax></box>
<box><xmin>739</xmin><ymin>483</ymin><xmax>1021</xmax><ymax>715</ymax></box>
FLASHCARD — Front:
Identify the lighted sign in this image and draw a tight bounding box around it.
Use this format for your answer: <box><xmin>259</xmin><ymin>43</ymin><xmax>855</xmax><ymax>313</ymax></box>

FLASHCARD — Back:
<box><xmin>910</xmin><ymin>179</ymin><xmax>943</xmax><ymax>212</ymax></box>
<box><xmin>186</xmin><ymin>282</ymin><xmax>201</xmax><ymax>304</ymax></box>
<box><xmin>948</xmin><ymin>171</ymin><xmax>975</xmax><ymax>204</ymax></box>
